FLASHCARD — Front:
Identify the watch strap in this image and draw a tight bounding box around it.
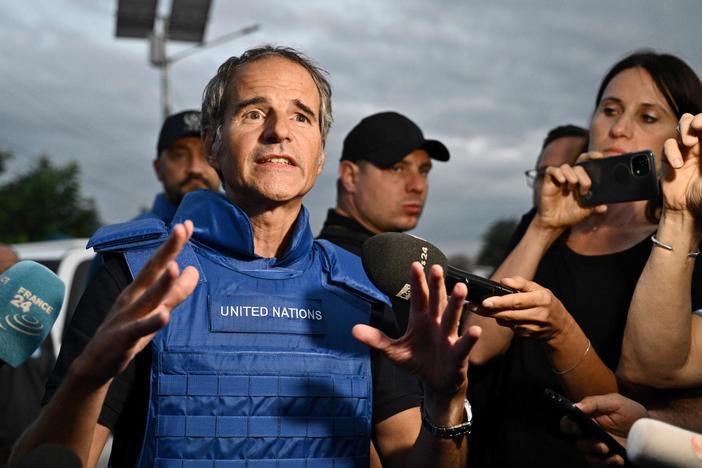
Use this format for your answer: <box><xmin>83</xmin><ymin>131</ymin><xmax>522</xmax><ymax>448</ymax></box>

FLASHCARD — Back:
<box><xmin>420</xmin><ymin>398</ymin><xmax>472</xmax><ymax>439</ymax></box>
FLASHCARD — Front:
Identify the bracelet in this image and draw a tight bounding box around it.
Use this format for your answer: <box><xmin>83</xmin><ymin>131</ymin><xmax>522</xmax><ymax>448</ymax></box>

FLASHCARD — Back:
<box><xmin>651</xmin><ymin>234</ymin><xmax>701</xmax><ymax>258</ymax></box>
<box><xmin>420</xmin><ymin>398</ymin><xmax>472</xmax><ymax>439</ymax></box>
<box><xmin>552</xmin><ymin>339</ymin><xmax>591</xmax><ymax>375</ymax></box>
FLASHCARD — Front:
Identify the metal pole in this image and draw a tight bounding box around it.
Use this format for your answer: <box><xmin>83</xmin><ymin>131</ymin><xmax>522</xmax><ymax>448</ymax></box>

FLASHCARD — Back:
<box><xmin>161</xmin><ymin>62</ymin><xmax>170</xmax><ymax>119</ymax></box>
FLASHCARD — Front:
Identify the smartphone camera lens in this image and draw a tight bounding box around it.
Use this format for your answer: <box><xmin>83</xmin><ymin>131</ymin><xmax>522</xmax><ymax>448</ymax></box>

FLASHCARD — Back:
<box><xmin>632</xmin><ymin>154</ymin><xmax>650</xmax><ymax>177</ymax></box>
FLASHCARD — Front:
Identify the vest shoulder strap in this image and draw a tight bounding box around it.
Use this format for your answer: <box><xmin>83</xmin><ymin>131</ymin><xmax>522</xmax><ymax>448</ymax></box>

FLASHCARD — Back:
<box><xmin>87</xmin><ymin>218</ymin><xmax>168</xmax><ymax>253</ymax></box>
<box><xmin>87</xmin><ymin>219</ymin><xmax>205</xmax><ymax>284</ymax></box>
<box><xmin>316</xmin><ymin>239</ymin><xmax>390</xmax><ymax>307</ymax></box>
<box><xmin>122</xmin><ymin>243</ymin><xmax>205</xmax><ymax>285</ymax></box>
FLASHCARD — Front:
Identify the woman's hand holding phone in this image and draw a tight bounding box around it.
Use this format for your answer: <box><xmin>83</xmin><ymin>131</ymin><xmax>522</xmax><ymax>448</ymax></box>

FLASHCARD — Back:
<box><xmin>538</xmin><ymin>155</ymin><xmax>607</xmax><ymax>230</ymax></box>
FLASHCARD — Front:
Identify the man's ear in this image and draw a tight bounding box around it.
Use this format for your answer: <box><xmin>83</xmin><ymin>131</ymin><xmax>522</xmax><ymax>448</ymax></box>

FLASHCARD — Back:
<box><xmin>316</xmin><ymin>151</ymin><xmax>326</xmax><ymax>176</ymax></box>
<box><xmin>153</xmin><ymin>156</ymin><xmax>163</xmax><ymax>181</ymax></box>
<box><xmin>339</xmin><ymin>160</ymin><xmax>360</xmax><ymax>193</ymax></box>
<box><xmin>203</xmin><ymin>131</ymin><xmax>219</xmax><ymax>170</ymax></box>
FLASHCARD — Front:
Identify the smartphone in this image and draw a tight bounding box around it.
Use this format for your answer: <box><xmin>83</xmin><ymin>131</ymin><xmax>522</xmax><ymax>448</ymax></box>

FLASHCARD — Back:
<box><xmin>446</xmin><ymin>265</ymin><xmax>517</xmax><ymax>303</ymax></box>
<box><xmin>576</xmin><ymin>150</ymin><xmax>659</xmax><ymax>206</ymax></box>
<box><xmin>543</xmin><ymin>388</ymin><xmax>628</xmax><ymax>461</ymax></box>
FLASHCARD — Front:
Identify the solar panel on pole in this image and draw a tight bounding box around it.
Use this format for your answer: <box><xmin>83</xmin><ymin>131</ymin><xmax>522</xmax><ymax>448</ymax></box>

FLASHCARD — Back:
<box><xmin>168</xmin><ymin>0</ymin><xmax>212</xmax><ymax>43</ymax></box>
<box><xmin>115</xmin><ymin>0</ymin><xmax>158</xmax><ymax>39</ymax></box>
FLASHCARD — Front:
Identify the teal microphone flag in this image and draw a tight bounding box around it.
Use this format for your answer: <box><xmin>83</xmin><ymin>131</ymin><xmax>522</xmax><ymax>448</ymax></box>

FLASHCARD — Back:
<box><xmin>0</xmin><ymin>260</ymin><xmax>65</xmax><ymax>367</ymax></box>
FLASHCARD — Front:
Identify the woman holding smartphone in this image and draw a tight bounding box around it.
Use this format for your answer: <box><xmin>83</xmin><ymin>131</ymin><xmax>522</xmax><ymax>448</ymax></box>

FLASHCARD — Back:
<box><xmin>465</xmin><ymin>51</ymin><xmax>702</xmax><ymax>468</ymax></box>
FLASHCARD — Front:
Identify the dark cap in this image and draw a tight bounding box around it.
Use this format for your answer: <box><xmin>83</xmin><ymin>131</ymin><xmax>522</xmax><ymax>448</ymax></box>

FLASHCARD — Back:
<box><xmin>157</xmin><ymin>110</ymin><xmax>202</xmax><ymax>153</ymax></box>
<box><xmin>341</xmin><ymin>111</ymin><xmax>450</xmax><ymax>167</ymax></box>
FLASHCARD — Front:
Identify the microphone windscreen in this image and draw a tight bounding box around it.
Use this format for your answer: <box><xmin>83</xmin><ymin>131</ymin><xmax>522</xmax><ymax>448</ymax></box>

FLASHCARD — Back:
<box><xmin>362</xmin><ymin>232</ymin><xmax>447</xmax><ymax>300</ymax></box>
<box><xmin>628</xmin><ymin>418</ymin><xmax>702</xmax><ymax>467</ymax></box>
<box><xmin>15</xmin><ymin>443</ymin><xmax>82</xmax><ymax>468</ymax></box>
<box><xmin>0</xmin><ymin>261</ymin><xmax>65</xmax><ymax>367</ymax></box>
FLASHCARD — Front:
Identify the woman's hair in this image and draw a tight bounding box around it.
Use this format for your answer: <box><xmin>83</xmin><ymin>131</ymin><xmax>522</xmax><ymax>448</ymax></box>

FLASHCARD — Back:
<box><xmin>595</xmin><ymin>50</ymin><xmax>702</xmax><ymax>119</ymax></box>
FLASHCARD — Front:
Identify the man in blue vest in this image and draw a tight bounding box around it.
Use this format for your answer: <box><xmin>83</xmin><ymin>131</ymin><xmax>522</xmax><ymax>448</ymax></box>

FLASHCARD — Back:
<box><xmin>137</xmin><ymin>109</ymin><xmax>221</xmax><ymax>223</ymax></box>
<box><xmin>12</xmin><ymin>45</ymin><xmax>481</xmax><ymax>468</ymax></box>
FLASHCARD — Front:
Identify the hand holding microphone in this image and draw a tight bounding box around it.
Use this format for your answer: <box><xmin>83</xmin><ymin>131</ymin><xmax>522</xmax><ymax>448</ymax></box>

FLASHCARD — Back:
<box><xmin>0</xmin><ymin>260</ymin><xmax>65</xmax><ymax>368</ymax></box>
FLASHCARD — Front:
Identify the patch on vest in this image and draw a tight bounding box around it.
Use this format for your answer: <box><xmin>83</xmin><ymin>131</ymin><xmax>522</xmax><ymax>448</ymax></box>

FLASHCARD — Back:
<box><xmin>210</xmin><ymin>295</ymin><xmax>326</xmax><ymax>335</ymax></box>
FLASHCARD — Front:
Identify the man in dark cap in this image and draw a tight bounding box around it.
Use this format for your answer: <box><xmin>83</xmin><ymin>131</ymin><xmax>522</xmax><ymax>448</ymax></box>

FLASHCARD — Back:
<box><xmin>319</xmin><ymin>111</ymin><xmax>449</xmax><ymax>249</ymax></box>
<box><xmin>87</xmin><ymin>110</ymin><xmax>222</xmax><ymax>281</ymax></box>
<box><xmin>318</xmin><ymin>111</ymin><xmax>450</xmax><ymax>434</ymax></box>
<box><xmin>137</xmin><ymin>110</ymin><xmax>220</xmax><ymax>223</ymax></box>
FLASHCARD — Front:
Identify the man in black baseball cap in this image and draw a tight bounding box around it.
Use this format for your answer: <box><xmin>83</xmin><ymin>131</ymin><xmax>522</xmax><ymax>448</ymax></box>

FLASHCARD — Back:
<box><xmin>318</xmin><ymin>111</ymin><xmax>450</xmax><ymax>424</ymax></box>
<box><xmin>137</xmin><ymin>110</ymin><xmax>220</xmax><ymax>223</ymax></box>
<box><xmin>319</xmin><ymin>111</ymin><xmax>449</xmax><ymax>248</ymax></box>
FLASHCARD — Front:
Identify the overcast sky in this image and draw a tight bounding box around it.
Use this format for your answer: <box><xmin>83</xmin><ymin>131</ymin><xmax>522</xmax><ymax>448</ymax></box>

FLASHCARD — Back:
<box><xmin>1</xmin><ymin>0</ymin><xmax>701</xmax><ymax>258</ymax></box>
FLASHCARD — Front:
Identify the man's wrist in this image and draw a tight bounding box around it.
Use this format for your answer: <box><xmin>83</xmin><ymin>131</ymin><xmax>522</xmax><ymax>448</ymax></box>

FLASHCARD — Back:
<box><xmin>68</xmin><ymin>353</ymin><xmax>113</xmax><ymax>393</ymax></box>
<box><xmin>421</xmin><ymin>397</ymin><xmax>472</xmax><ymax>439</ymax></box>
<box><xmin>422</xmin><ymin>384</ymin><xmax>469</xmax><ymax>427</ymax></box>
<box><xmin>528</xmin><ymin>216</ymin><xmax>566</xmax><ymax>246</ymax></box>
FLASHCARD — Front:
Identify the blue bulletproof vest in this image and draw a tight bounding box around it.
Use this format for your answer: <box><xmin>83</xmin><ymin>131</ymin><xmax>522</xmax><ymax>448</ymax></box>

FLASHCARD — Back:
<box><xmin>89</xmin><ymin>191</ymin><xmax>389</xmax><ymax>467</ymax></box>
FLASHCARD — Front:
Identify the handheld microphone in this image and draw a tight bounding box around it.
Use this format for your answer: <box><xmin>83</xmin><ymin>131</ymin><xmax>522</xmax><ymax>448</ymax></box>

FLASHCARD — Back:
<box><xmin>361</xmin><ymin>233</ymin><xmax>516</xmax><ymax>303</ymax></box>
<box><xmin>0</xmin><ymin>260</ymin><xmax>65</xmax><ymax>367</ymax></box>
<box><xmin>628</xmin><ymin>418</ymin><xmax>702</xmax><ymax>467</ymax></box>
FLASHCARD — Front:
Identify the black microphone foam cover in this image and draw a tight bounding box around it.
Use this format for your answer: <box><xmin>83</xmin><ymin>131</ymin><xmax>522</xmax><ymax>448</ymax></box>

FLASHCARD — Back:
<box><xmin>362</xmin><ymin>232</ymin><xmax>448</xmax><ymax>300</ymax></box>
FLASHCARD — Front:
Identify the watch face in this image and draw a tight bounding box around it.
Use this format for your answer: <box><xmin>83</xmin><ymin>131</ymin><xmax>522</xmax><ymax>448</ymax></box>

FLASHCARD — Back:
<box><xmin>464</xmin><ymin>398</ymin><xmax>473</xmax><ymax>422</ymax></box>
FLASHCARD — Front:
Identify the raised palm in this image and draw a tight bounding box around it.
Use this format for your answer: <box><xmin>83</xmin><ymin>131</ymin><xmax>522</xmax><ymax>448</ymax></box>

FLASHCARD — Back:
<box><xmin>353</xmin><ymin>263</ymin><xmax>481</xmax><ymax>395</ymax></box>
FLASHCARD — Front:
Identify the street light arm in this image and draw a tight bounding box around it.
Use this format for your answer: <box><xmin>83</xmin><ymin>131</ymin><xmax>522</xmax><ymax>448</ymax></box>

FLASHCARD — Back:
<box><xmin>167</xmin><ymin>24</ymin><xmax>261</xmax><ymax>64</ymax></box>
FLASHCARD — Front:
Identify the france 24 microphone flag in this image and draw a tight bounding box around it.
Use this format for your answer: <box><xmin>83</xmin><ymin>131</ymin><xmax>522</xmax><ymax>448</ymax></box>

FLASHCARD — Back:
<box><xmin>0</xmin><ymin>260</ymin><xmax>65</xmax><ymax>367</ymax></box>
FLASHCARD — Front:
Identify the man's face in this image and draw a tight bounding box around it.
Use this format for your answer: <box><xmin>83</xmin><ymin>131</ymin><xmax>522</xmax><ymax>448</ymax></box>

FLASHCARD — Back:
<box><xmin>533</xmin><ymin>135</ymin><xmax>586</xmax><ymax>206</ymax></box>
<box><xmin>347</xmin><ymin>149</ymin><xmax>432</xmax><ymax>234</ymax></box>
<box><xmin>154</xmin><ymin>136</ymin><xmax>220</xmax><ymax>205</ymax></box>
<box><xmin>207</xmin><ymin>56</ymin><xmax>325</xmax><ymax>209</ymax></box>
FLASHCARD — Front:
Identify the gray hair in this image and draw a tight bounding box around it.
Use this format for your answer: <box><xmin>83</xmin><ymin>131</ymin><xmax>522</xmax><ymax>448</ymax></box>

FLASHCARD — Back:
<box><xmin>201</xmin><ymin>45</ymin><xmax>333</xmax><ymax>153</ymax></box>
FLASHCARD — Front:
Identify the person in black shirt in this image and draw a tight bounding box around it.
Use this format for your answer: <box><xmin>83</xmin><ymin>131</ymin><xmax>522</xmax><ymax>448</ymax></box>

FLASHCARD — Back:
<box><xmin>139</xmin><ymin>110</ymin><xmax>221</xmax><ymax>223</ymax></box>
<box><xmin>466</xmin><ymin>51</ymin><xmax>702</xmax><ymax>468</ymax></box>
<box><xmin>320</xmin><ymin>111</ymin><xmax>449</xmax><ymax>248</ymax></box>
<box><xmin>318</xmin><ymin>111</ymin><xmax>450</xmax><ymax>433</ymax></box>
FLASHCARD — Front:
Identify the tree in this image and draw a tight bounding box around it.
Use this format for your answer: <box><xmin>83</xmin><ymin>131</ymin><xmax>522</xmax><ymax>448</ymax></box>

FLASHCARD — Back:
<box><xmin>0</xmin><ymin>149</ymin><xmax>11</xmax><ymax>174</ymax></box>
<box><xmin>476</xmin><ymin>217</ymin><xmax>518</xmax><ymax>267</ymax></box>
<box><xmin>448</xmin><ymin>253</ymin><xmax>474</xmax><ymax>273</ymax></box>
<box><xmin>0</xmin><ymin>155</ymin><xmax>102</xmax><ymax>243</ymax></box>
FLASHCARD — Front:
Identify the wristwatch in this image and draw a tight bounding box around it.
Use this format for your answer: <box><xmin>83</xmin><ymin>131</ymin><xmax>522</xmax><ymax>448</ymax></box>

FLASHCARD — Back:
<box><xmin>421</xmin><ymin>398</ymin><xmax>472</xmax><ymax>439</ymax></box>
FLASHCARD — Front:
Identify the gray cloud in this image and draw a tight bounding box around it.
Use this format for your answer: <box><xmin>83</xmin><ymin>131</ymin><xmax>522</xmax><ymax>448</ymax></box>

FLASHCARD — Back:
<box><xmin>1</xmin><ymin>0</ymin><xmax>701</xmax><ymax>259</ymax></box>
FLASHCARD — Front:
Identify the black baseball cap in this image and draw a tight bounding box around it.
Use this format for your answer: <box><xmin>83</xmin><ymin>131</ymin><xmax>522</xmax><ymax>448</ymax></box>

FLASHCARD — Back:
<box><xmin>157</xmin><ymin>110</ymin><xmax>202</xmax><ymax>153</ymax></box>
<box><xmin>341</xmin><ymin>111</ymin><xmax>450</xmax><ymax>167</ymax></box>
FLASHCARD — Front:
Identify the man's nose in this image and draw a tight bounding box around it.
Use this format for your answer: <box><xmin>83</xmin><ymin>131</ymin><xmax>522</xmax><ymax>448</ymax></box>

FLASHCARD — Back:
<box><xmin>188</xmin><ymin>152</ymin><xmax>209</xmax><ymax>174</ymax></box>
<box><xmin>406</xmin><ymin>170</ymin><xmax>427</xmax><ymax>193</ymax></box>
<box><xmin>262</xmin><ymin>113</ymin><xmax>291</xmax><ymax>143</ymax></box>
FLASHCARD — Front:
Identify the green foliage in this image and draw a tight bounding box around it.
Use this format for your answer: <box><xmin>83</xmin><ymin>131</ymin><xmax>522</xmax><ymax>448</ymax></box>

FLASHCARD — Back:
<box><xmin>0</xmin><ymin>149</ymin><xmax>11</xmax><ymax>174</ymax></box>
<box><xmin>476</xmin><ymin>217</ymin><xmax>518</xmax><ymax>267</ymax></box>
<box><xmin>0</xmin><ymin>155</ymin><xmax>101</xmax><ymax>243</ymax></box>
